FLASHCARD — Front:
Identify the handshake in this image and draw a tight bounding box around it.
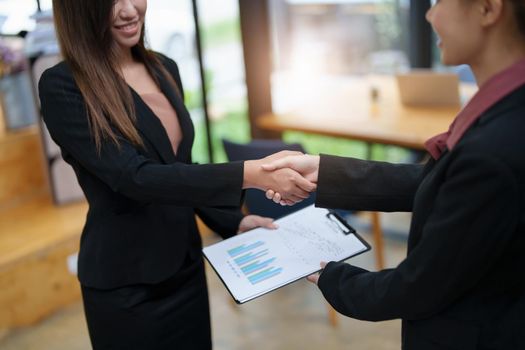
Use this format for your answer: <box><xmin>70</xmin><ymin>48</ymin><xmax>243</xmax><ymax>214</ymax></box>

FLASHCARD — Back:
<box><xmin>242</xmin><ymin>151</ymin><xmax>321</xmax><ymax>206</ymax></box>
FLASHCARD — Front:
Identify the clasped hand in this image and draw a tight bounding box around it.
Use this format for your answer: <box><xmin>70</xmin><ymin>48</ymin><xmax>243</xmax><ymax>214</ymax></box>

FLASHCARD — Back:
<box><xmin>244</xmin><ymin>152</ymin><xmax>319</xmax><ymax>205</ymax></box>
<box><xmin>260</xmin><ymin>154</ymin><xmax>320</xmax><ymax>206</ymax></box>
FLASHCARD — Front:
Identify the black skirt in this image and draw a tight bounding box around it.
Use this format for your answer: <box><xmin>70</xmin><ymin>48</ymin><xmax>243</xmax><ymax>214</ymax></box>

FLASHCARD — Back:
<box><xmin>81</xmin><ymin>256</ymin><xmax>211</xmax><ymax>350</ymax></box>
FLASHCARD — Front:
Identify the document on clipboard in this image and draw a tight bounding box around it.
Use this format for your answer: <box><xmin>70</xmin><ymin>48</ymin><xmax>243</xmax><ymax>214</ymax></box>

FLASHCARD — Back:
<box><xmin>203</xmin><ymin>205</ymin><xmax>371</xmax><ymax>304</ymax></box>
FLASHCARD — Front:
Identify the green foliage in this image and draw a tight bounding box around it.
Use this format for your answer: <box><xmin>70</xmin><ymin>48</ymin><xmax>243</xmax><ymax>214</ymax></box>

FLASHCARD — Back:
<box><xmin>201</xmin><ymin>18</ymin><xmax>242</xmax><ymax>49</ymax></box>
<box><xmin>191</xmin><ymin>103</ymin><xmax>251</xmax><ymax>164</ymax></box>
<box><xmin>283</xmin><ymin>131</ymin><xmax>410</xmax><ymax>162</ymax></box>
<box><xmin>374</xmin><ymin>0</ymin><xmax>402</xmax><ymax>50</ymax></box>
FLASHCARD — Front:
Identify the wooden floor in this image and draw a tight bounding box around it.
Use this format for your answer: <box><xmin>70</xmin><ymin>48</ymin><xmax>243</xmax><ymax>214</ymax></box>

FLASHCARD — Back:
<box><xmin>0</xmin><ymin>214</ymin><xmax>409</xmax><ymax>350</ymax></box>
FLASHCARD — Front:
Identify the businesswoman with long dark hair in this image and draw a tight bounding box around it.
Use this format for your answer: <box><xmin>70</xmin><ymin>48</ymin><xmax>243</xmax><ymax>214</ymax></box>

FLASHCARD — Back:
<box><xmin>38</xmin><ymin>0</ymin><xmax>315</xmax><ymax>348</ymax></box>
<box><xmin>265</xmin><ymin>0</ymin><xmax>525</xmax><ymax>348</ymax></box>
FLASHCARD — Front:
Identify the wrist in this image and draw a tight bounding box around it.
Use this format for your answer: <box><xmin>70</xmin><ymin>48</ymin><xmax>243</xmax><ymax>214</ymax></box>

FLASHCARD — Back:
<box><xmin>243</xmin><ymin>160</ymin><xmax>264</xmax><ymax>190</ymax></box>
<box><xmin>310</xmin><ymin>155</ymin><xmax>320</xmax><ymax>168</ymax></box>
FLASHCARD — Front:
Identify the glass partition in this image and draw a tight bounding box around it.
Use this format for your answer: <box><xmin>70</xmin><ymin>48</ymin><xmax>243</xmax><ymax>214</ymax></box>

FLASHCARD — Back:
<box><xmin>147</xmin><ymin>0</ymin><xmax>249</xmax><ymax>163</ymax></box>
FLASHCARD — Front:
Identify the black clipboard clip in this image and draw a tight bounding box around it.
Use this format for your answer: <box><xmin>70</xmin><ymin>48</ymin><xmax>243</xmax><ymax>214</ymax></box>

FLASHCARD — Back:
<box><xmin>326</xmin><ymin>211</ymin><xmax>357</xmax><ymax>235</ymax></box>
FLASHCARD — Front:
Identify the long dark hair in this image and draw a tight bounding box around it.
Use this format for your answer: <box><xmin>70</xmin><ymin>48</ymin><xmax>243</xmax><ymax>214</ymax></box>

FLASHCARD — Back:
<box><xmin>52</xmin><ymin>0</ymin><xmax>180</xmax><ymax>152</ymax></box>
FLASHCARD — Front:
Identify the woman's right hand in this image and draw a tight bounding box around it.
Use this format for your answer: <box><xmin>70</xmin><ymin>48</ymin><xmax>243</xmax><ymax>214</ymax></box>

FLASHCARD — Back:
<box><xmin>261</xmin><ymin>154</ymin><xmax>320</xmax><ymax>205</ymax></box>
<box><xmin>262</xmin><ymin>154</ymin><xmax>320</xmax><ymax>182</ymax></box>
<box><xmin>243</xmin><ymin>151</ymin><xmax>317</xmax><ymax>205</ymax></box>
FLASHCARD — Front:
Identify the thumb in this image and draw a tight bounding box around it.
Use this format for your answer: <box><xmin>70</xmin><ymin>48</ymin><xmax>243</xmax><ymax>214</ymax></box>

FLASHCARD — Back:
<box><xmin>258</xmin><ymin>217</ymin><xmax>279</xmax><ymax>229</ymax></box>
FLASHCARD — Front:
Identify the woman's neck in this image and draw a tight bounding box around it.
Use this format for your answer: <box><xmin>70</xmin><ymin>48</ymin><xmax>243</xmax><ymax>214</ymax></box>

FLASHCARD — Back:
<box><xmin>469</xmin><ymin>30</ymin><xmax>525</xmax><ymax>87</ymax></box>
<box><xmin>471</xmin><ymin>51</ymin><xmax>525</xmax><ymax>87</ymax></box>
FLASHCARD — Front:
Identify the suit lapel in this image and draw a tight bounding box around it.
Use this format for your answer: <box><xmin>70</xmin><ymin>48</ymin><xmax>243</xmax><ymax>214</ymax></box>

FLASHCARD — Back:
<box><xmin>128</xmin><ymin>63</ymin><xmax>191</xmax><ymax>165</ymax></box>
<box><xmin>155</xmin><ymin>67</ymin><xmax>192</xmax><ymax>160</ymax></box>
<box><xmin>131</xmin><ymin>88</ymin><xmax>177</xmax><ymax>164</ymax></box>
<box><xmin>156</xmin><ymin>71</ymin><xmax>183</xmax><ymax>113</ymax></box>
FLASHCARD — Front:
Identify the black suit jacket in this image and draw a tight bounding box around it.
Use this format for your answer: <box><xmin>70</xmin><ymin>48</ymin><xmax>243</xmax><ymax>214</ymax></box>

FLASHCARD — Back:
<box><xmin>316</xmin><ymin>85</ymin><xmax>525</xmax><ymax>349</ymax></box>
<box><xmin>39</xmin><ymin>54</ymin><xmax>245</xmax><ymax>289</ymax></box>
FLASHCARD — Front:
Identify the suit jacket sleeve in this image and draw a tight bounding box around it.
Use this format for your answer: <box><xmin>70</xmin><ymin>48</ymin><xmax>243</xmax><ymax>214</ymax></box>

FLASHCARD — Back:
<box><xmin>317</xmin><ymin>153</ymin><xmax>520</xmax><ymax>321</ymax></box>
<box><xmin>316</xmin><ymin>155</ymin><xmax>425</xmax><ymax>212</ymax></box>
<box><xmin>38</xmin><ymin>65</ymin><xmax>244</xmax><ymax>207</ymax></box>
<box><xmin>195</xmin><ymin>207</ymin><xmax>244</xmax><ymax>239</ymax></box>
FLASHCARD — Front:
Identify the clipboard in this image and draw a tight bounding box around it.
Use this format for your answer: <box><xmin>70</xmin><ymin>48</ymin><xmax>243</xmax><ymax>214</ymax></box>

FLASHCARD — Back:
<box><xmin>203</xmin><ymin>205</ymin><xmax>371</xmax><ymax>304</ymax></box>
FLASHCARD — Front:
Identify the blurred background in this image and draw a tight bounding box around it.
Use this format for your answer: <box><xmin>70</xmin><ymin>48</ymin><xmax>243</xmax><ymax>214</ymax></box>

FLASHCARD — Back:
<box><xmin>0</xmin><ymin>0</ymin><xmax>475</xmax><ymax>349</ymax></box>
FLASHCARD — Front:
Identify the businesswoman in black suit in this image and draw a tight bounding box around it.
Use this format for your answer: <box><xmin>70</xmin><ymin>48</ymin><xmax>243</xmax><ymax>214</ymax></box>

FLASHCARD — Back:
<box><xmin>39</xmin><ymin>0</ymin><xmax>315</xmax><ymax>349</ymax></box>
<box><xmin>264</xmin><ymin>0</ymin><xmax>525</xmax><ymax>348</ymax></box>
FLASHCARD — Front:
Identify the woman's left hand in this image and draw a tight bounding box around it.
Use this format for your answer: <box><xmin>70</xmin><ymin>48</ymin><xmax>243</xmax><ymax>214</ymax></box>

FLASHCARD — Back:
<box><xmin>238</xmin><ymin>215</ymin><xmax>278</xmax><ymax>233</ymax></box>
<box><xmin>306</xmin><ymin>262</ymin><xmax>328</xmax><ymax>285</ymax></box>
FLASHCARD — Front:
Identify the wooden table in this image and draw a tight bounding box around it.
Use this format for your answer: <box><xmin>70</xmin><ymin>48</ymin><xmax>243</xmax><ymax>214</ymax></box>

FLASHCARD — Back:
<box><xmin>258</xmin><ymin>75</ymin><xmax>477</xmax><ymax>269</ymax></box>
<box><xmin>260</xmin><ymin>75</ymin><xmax>477</xmax><ymax>150</ymax></box>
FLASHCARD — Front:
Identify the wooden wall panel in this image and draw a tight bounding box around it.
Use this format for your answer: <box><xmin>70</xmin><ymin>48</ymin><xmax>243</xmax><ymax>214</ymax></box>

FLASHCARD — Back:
<box><xmin>0</xmin><ymin>128</ymin><xmax>49</xmax><ymax>212</ymax></box>
<box><xmin>0</xmin><ymin>237</ymin><xmax>81</xmax><ymax>327</ymax></box>
<box><xmin>0</xmin><ymin>200</ymin><xmax>87</xmax><ymax>329</ymax></box>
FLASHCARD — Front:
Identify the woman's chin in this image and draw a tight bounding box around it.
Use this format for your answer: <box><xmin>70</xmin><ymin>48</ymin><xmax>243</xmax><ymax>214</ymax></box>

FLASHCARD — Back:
<box><xmin>440</xmin><ymin>53</ymin><xmax>462</xmax><ymax>67</ymax></box>
<box><xmin>115</xmin><ymin>38</ymin><xmax>141</xmax><ymax>51</ymax></box>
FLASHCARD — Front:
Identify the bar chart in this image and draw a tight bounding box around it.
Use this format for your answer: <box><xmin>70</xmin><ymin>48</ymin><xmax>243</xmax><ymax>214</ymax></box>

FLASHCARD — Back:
<box><xmin>227</xmin><ymin>241</ymin><xmax>283</xmax><ymax>285</ymax></box>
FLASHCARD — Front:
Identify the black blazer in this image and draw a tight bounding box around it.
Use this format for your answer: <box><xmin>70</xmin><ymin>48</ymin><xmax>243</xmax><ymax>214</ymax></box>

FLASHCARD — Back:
<box><xmin>39</xmin><ymin>54</ymin><xmax>245</xmax><ymax>289</ymax></box>
<box><xmin>315</xmin><ymin>85</ymin><xmax>525</xmax><ymax>349</ymax></box>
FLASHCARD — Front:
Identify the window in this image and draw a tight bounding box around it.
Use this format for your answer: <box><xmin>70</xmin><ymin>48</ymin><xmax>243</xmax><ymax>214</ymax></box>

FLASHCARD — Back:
<box><xmin>0</xmin><ymin>0</ymin><xmax>249</xmax><ymax>163</ymax></box>
<box><xmin>0</xmin><ymin>0</ymin><xmax>52</xmax><ymax>35</ymax></box>
<box><xmin>147</xmin><ymin>0</ymin><xmax>250</xmax><ymax>163</ymax></box>
<box><xmin>270</xmin><ymin>0</ymin><xmax>410</xmax><ymax>76</ymax></box>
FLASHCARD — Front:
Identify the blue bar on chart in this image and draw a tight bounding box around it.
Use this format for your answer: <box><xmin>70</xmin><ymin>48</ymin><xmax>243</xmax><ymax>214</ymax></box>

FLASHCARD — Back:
<box><xmin>227</xmin><ymin>240</ymin><xmax>283</xmax><ymax>285</ymax></box>
<box><xmin>227</xmin><ymin>241</ymin><xmax>265</xmax><ymax>258</ymax></box>
<box><xmin>248</xmin><ymin>267</ymin><xmax>283</xmax><ymax>285</ymax></box>
<box><xmin>241</xmin><ymin>257</ymin><xmax>276</xmax><ymax>275</ymax></box>
<box><xmin>234</xmin><ymin>249</ymin><xmax>269</xmax><ymax>265</ymax></box>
